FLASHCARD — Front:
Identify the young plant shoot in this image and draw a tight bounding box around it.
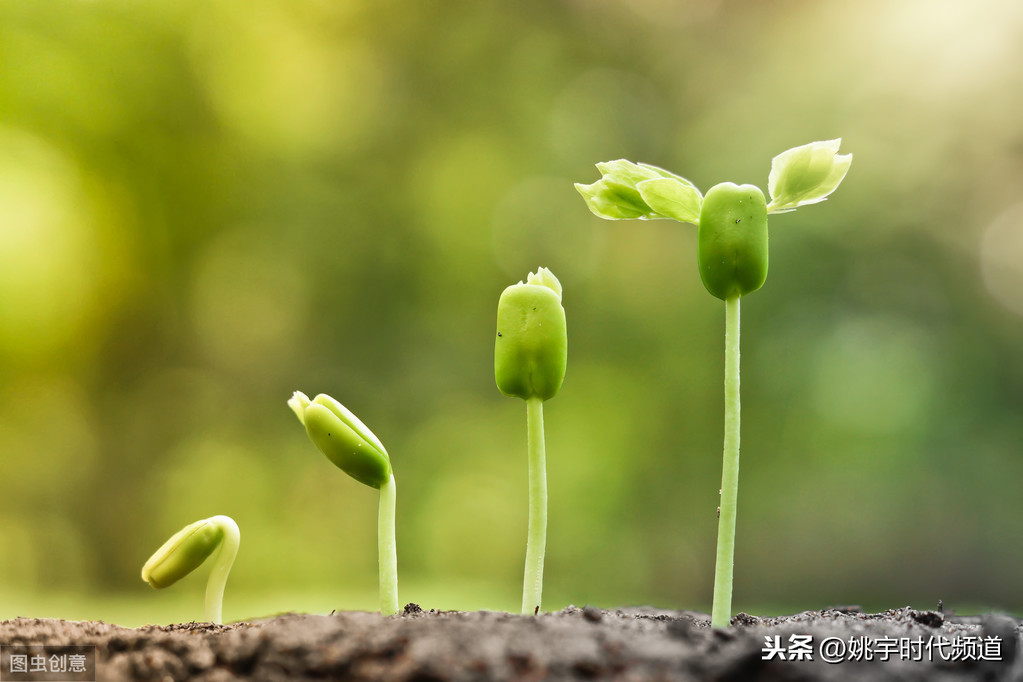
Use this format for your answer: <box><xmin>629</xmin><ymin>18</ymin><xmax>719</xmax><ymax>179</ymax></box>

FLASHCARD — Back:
<box><xmin>141</xmin><ymin>515</ymin><xmax>240</xmax><ymax>624</ymax></box>
<box><xmin>576</xmin><ymin>140</ymin><xmax>852</xmax><ymax>627</ymax></box>
<box><xmin>288</xmin><ymin>390</ymin><xmax>399</xmax><ymax>616</ymax></box>
<box><xmin>495</xmin><ymin>267</ymin><xmax>568</xmax><ymax>615</ymax></box>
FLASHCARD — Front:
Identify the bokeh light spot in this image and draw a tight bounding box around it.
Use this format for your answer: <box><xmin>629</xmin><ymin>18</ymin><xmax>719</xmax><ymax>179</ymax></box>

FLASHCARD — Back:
<box><xmin>0</xmin><ymin>127</ymin><xmax>101</xmax><ymax>365</ymax></box>
<box><xmin>981</xmin><ymin>202</ymin><xmax>1023</xmax><ymax>317</ymax></box>
<box><xmin>189</xmin><ymin>7</ymin><xmax>389</xmax><ymax>158</ymax></box>
<box><xmin>810</xmin><ymin>317</ymin><xmax>936</xmax><ymax>437</ymax></box>
<box><xmin>549</xmin><ymin>69</ymin><xmax>670</xmax><ymax>164</ymax></box>
<box><xmin>190</xmin><ymin>227</ymin><xmax>310</xmax><ymax>375</ymax></box>
<box><xmin>491</xmin><ymin>176</ymin><xmax>603</xmax><ymax>283</ymax></box>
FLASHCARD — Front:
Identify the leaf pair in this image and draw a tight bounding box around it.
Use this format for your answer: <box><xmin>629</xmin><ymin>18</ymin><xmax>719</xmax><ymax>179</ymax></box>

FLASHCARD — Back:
<box><xmin>575</xmin><ymin>139</ymin><xmax>852</xmax><ymax>223</ymax></box>
<box><xmin>574</xmin><ymin>160</ymin><xmax>702</xmax><ymax>223</ymax></box>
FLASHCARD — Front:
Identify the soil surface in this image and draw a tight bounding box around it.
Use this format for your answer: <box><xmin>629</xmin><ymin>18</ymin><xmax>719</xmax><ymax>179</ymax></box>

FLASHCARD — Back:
<box><xmin>1</xmin><ymin>604</ymin><xmax>1020</xmax><ymax>681</ymax></box>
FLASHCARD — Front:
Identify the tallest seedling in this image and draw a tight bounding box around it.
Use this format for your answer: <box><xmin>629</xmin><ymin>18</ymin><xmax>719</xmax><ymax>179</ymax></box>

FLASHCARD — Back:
<box><xmin>576</xmin><ymin>140</ymin><xmax>852</xmax><ymax>627</ymax></box>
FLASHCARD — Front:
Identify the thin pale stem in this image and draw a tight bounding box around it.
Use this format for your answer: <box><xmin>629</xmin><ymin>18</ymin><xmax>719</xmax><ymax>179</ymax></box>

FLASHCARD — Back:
<box><xmin>378</xmin><ymin>474</ymin><xmax>399</xmax><ymax>615</ymax></box>
<box><xmin>712</xmin><ymin>295</ymin><xmax>741</xmax><ymax>628</ymax></box>
<box><xmin>204</xmin><ymin>516</ymin><xmax>240</xmax><ymax>624</ymax></box>
<box><xmin>522</xmin><ymin>396</ymin><xmax>548</xmax><ymax>615</ymax></box>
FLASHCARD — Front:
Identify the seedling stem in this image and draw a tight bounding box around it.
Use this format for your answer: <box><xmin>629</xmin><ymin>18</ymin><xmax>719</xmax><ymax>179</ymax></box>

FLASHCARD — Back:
<box><xmin>204</xmin><ymin>515</ymin><xmax>241</xmax><ymax>624</ymax></box>
<box><xmin>141</xmin><ymin>514</ymin><xmax>240</xmax><ymax>625</ymax></box>
<box><xmin>522</xmin><ymin>395</ymin><xmax>548</xmax><ymax>615</ymax></box>
<box><xmin>378</xmin><ymin>474</ymin><xmax>399</xmax><ymax>615</ymax></box>
<box><xmin>712</xmin><ymin>295</ymin><xmax>741</xmax><ymax>627</ymax></box>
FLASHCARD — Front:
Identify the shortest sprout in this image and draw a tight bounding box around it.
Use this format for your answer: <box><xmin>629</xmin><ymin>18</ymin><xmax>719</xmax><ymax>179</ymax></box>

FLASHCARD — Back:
<box><xmin>142</xmin><ymin>515</ymin><xmax>240</xmax><ymax>624</ymax></box>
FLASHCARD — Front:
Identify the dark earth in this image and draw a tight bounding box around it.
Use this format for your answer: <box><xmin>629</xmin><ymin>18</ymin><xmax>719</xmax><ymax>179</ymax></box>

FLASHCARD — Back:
<box><xmin>1</xmin><ymin>604</ymin><xmax>1020</xmax><ymax>681</ymax></box>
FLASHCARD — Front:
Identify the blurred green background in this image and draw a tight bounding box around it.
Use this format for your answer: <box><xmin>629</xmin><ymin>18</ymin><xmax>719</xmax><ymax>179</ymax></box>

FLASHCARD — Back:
<box><xmin>2</xmin><ymin>0</ymin><xmax>1023</xmax><ymax>626</ymax></box>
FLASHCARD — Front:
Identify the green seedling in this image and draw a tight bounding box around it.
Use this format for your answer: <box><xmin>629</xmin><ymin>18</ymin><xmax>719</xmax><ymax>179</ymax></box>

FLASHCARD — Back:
<box><xmin>141</xmin><ymin>515</ymin><xmax>240</xmax><ymax>624</ymax></box>
<box><xmin>289</xmin><ymin>390</ymin><xmax>398</xmax><ymax>615</ymax></box>
<box><xmin>576</xmin><ymin>140</ymin><xmax>852</xmax><ymax>627</ymax></box>
<box><xmin>495</xmin><ymin>267</ymin><xmax>568</xmax><ymax>615</ymax></box>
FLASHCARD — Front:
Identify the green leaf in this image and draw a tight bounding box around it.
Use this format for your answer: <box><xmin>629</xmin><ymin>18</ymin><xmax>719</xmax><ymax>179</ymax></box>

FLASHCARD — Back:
<box><xmin>577</xmin><ymin>159</ymin><xmax>703</xmax><ymax>223</ymax></box>
<box><xmin>595</xmin><ymin>159</ymin><xmax>663</xmax><ymax>186</ymax></box>
<box><xmin>599</xmin><ymin>179</ymin><xmax>653</xmax><ymax>216</ymax></box>
<box><xmin>637</xmin><ymin>162</ymin><xmax>698</xmax><ymax>187</ymax></box>
<box><xmin>575</xmin><ymin>181</ymin><xmax>649</xmax><ymax>220</ymax></box>
<box><xmin>766</xmin><ymin>139</ymin><xmax>852</xmax><ymax>214</ymax></box>
<box><xmin>637</xmin><ymin>177</ymin><xmax>702</xmax><ymax>224</ymax></box>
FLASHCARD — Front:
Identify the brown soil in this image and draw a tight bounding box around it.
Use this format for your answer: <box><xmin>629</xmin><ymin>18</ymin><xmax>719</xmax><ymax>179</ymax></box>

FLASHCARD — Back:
<box><xmin>1</xmin><ymin>604</ymin><xmax>1019</xmax><ymax>681</ymax></box>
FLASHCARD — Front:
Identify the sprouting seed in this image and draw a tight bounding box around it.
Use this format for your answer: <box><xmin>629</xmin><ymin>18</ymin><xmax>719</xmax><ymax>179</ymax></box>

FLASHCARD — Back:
<box><xmin>495</xmin><ymin>266</ymin><xmax>568</xmax><ymax>615</ymax></box>
<box><xmin>289</xmin><ymin>390</ymin><xmax>398</xmax><ymax>615</ymax></box>
<box><xmin>141</xmin><ymin>515</ymin><xmax>240</xmax><ymax>624</ymax></box>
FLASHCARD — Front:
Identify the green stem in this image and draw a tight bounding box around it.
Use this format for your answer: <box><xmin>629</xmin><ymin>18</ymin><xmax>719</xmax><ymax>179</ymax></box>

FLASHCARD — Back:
<box><xmin>204</xmin><ymin>516</ymin><xmax>240</xmax><ymax>624</ymax></box>
<box><xmin>712</xmin><ymin>295</ymin><xmax>741</xmax><ymax>628</ymax></box>
<box><xmin>378</xmin><ymin>474</ymin><xmax>399</xmax><ymax>615</ymax></box>
<box><xmin>522</xmin><ymin>396</ymin><xmax>548</xmax><ymax>615</ymax></box>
